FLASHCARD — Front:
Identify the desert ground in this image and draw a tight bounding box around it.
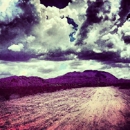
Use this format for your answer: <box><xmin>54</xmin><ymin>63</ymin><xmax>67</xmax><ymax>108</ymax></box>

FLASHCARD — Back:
<box><xmin>0</xmin><ymin>87</ymin><xmax>130</xmax><ymax>130</ymax></box>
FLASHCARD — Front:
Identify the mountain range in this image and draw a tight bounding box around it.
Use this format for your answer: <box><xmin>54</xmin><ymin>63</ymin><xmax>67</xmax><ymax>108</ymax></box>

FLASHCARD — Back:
<box><xmin>0</xmin><ymin>70</ymin><xmax>129</xmax><ymax>100</ymax></box>
<box><xmin>47</xmin><ymin>70</ymin><xmax>118</xmax><ymax>85</ymax></box>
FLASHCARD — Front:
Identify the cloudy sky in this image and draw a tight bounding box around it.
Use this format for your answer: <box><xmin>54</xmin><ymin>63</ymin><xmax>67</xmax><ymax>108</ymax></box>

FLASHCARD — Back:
<box><xmin>0</xmin><ymin>0</ymin><xmax>130</xmax><ymax>79</ymax></box>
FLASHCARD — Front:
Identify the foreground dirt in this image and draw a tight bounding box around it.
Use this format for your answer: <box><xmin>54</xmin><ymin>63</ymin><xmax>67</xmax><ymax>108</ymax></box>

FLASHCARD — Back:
<box><xmin>0</xmin><ymin>87</ymin><xmax>130</xmax><ymax>130</ymax></box>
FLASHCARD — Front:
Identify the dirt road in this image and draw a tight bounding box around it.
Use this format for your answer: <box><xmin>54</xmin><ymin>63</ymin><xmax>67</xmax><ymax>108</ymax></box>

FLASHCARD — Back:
<box><xmin>0</xmin><ymin>87</ymin><xmax>130</xmax><ymax>130</ymax></box>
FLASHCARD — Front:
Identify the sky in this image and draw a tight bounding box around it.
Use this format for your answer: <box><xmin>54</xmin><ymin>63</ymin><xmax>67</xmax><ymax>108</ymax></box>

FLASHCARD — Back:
<box><xmin>0</xmin><ymin>0</ymin><xmax>130</xmax><ymax>79</ymax></box>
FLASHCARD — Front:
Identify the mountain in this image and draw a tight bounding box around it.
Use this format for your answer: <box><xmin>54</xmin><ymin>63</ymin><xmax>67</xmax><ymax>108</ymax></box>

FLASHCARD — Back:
<box><xmin>0</xmin><ymin>76</ymin><xmax>48</xmax><ymax>100</ymax></box>
<box><xmin>47</xmin><ymin>70</ymin><xmax>118</xmax><ymax>86</ymax></box>
<box><xmin>0</xmin><ymin>76</ymin><xmax>47</xmax><ymax>88</ymax></box>
<box><xmin>0</xmin><ymin>70</ymin><xmax>129</xmax><ymax>100</ymax></box>
<box><xmin>118</xmin><ymin>78</ymin><xmax>130</xmax><ymax>89</ymax></box>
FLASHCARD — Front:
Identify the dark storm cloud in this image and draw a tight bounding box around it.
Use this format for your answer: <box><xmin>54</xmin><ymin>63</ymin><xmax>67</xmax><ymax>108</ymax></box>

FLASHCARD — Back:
<box><xmin>75</xmin><ymin>0</ymin><xmax>113</xmax><ymax>46</ymax></box>
<box><xmin>103</xmin><ymin>0</ymin><xmax>130</xmax><ymax>35</ymax></box>
<box><xmin>0</xmin><ymin>0</ymin><xmax>39</xmax><ymax>45</ymax></box>
<box><xmin>78</xmin><ymin>49</ymin><xmax>120</xmax><ymax>61</ymax></box>
<box><xmin>77</xmin><ymin>48</ymin><xmax>130</xmax><ymax>63</ymax></box>
<box><xmin>17</xmin><ymin>0</ymin><xmax>39</xmax><ymax>24</ymax></box>
<box><xmin>0</xmin><ymin>48</ymin><xmax>75</xmax><ymax>62</ymax></box>
<box><xmin>109</xmin><ymin>0</ymin><xmax>130</xmax><ymax>33</ymax></box>
<box><xmin>0</xmin><ymin>49</ymin><xmax>37</xmax><ymax>61</ymax></box>
<box><xmin>39</xmin><ymin>48</ymin><xmax>76</xmax><ymax>61</ymax></box>
<box><xmin>119</xmin><ymin>0</ymin><xmax>130</xmax><ymax>23</ymax></box>
<box><xmin>37</xmin><ymin>46</ymin><xmax>130</xmax><ymax>63</ymax></box>
<box><xmin>76</xmin><ymin>0</ymin><xmax>130</xmax><ymax>46</ymax></box>
<box><xmin>37</xmin><ymin>48</ymin><xmax>76</xmax><ymax>61</ymax></box>
<box><xmin>100</xmin><ymin>62</ymin><xmax>130</xmax><ymax>71</ymax></box>
<box><xmin>126</xmin><ymin>14</ymin><xmax>130</xmax><ymax>20</ymax></box>
<box><xmin>40</xmin><ymin>0</ymin><xmax>72</xmax><ymax>9</ymax></box>
<box><xmin>123</xmin><ymin>35</ymin><xmax>130</xmax><ymax>44</ymax></box>
<box><xmin>1</xmin><ymin>0</ymin><xmax>130</xmax><ymax>65</ymax></box>
<box><xmin>87</xmin><ymin>0</ymin><xmax>111</xmax><ymax>24</ymax></box>
<box><xmin>73</xmin><ymin>0</ymin><xmax>130</xmax><ymax>65</ymax></box>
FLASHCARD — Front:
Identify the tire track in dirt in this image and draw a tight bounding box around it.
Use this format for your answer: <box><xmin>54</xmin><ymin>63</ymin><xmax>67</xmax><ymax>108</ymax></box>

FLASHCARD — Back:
<box><xmin>0</xmin><ymin>87</ymin><xmax>130</xmax><ymax>130</ymax></box>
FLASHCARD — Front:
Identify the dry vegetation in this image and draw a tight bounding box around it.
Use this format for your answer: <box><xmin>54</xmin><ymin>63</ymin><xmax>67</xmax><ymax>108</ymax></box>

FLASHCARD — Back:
<box><xmin>0</xmin><ymin>87</ymin><xmax>130</xmax><ymax>130</ymax></box>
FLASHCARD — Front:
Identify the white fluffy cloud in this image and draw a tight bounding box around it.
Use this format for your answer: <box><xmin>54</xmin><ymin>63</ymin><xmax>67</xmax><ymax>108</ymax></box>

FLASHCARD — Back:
<box><xmin>14</xmin><ymin>0</ymin><xmax>87</xmax><ymax>53</ymax></box>
<box><xmin>8</xmin><ymin>44</ymin><xmax>24</xmax><ymax>52</ymax></box>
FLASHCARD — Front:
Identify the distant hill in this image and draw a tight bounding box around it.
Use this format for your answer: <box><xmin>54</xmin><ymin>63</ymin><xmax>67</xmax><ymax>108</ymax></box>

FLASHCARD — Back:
<box><xmin>0</xmin><ymin>76</ymin><xmax>47</xmax><ymax>88</ymax></box>
<box><xmin>0</xmin><ymin>70</ymin><xmax>129</xmax><ymax>100</ymax></box>
<box><xmin>0</xmin><ymin>76</ymin><xmax>48</xmax><ymax>100</ymax></box>
<box><xmin>118</xmin><ymin>79</ymin><xmax>130</xmax><ymax>89</ymax></box>
<box><xmin>47</xmin><ymin>70</ymin><xmax>118</xmax><ymax>86</ymax></box>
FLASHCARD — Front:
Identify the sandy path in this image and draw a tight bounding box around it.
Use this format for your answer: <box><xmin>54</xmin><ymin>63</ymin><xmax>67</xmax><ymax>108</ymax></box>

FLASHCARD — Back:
<box><xmin>0</xmin><ymin>87</ymin><xmax>130</xmax><ymax>130</ymax></box>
